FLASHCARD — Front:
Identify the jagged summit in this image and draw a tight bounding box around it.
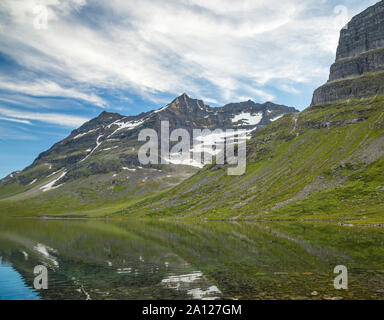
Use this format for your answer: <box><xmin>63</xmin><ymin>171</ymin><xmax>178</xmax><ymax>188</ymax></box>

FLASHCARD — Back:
<box><xmin>95</xmin><ymin>110</ymin><xmax>124</xmax><ymax>122</ymax></box>
<box><xmin>98</xmin><ymin>110</ymin><xmax>122</xmax><ymax>117</ymax></box>
<box><xmin>167</xmin><ymin>93</ymin><xmax>208</xmax><ymax>112</ymax></box>
<box><xmin>312</xmin><ymin>0</ymin><xmax>384</xmax><ymax>105</ymax></box>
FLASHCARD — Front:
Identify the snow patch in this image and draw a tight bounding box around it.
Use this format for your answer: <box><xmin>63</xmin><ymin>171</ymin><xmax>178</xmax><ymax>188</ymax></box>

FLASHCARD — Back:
<box><xmin>40</xmin><ymin>171</ymin><xmax>67</xmax><ymax>192</ymax></box>
<box><xmin>168</xmin><ymin>154</ymin><xmax>204</xmax><ymax>168</ymax></box>
<box><xmin>117</xmin><ymin>268</ymin><xmax>132</xmax><ymax>274</ymax></box>
<box><xmin>193</xmin><ymin>130</ymin><xmax>249</xmax><ymax>152</ymax></box>
<box><xmin>28</xmin><ymin>179</ymin><xmax>37</xmax><ymax>186</ymax></box>
<box><xmin>108</xmin><ymin>118</ymin><xmax>145</xmax><ymax>137</ymax></box>
<box><xmin>153</xmin><ymin>104</ymin><xmax>169</xmax><ymax>113</ymax></box>
<box><xmin>33</xmin><ymin>243</ymin><xmax>59</xmax><ymax>267</ymax></box>
<box><xmin>231</xmin><ymin>112</ymin><xmax>262</xmax><ymax>125</ymax></box>
<box><xmin>73</xmin><ymin>129</ymin><xmax>97</xmax><ymax>140</ymax></box>
<box><xmin>196</xmin><ymin>101</ymin><xmax>205</xmax><ymax>110</ymax></box>
<box><xmin>162</xmin><ymin>272</ymin><xmax>203</xmax><ymax>284</ymax></box>
<box><xmin>21</xmin><ymin>251</ymin><xmax>28</xmax><ymax>260</ymax></box>
<box><xmin>122</xmin><ymin>167</ymin><xmax>136</xmax><ymax>172</ymax></box>
<box><xmin>47</xmin><ymin>170</ymin><xmax>59</xmax><ymax>178</ymax></box>
<box><xmin>80</xmin><ymin>135</ymin><xmax>103</xmax><ymax>162</ymax></box>
<box><xmin>271</xmin><ymin>114</ymin><xmax>284</xmax><ymax>122</ymax></box>
<box><xmin>167</xmin><ymin>129</ymin><xmax>253</xmax><ymax>168</ymax></box>
<box><xmin>187</xmin><ymin>286</ymin><xmax>222</xmax><ymax>300</ymax></box>
<box><xmin>102</xmin><ymin>146</ymin><xmax>118</xmax><ymax>151</ymax></box>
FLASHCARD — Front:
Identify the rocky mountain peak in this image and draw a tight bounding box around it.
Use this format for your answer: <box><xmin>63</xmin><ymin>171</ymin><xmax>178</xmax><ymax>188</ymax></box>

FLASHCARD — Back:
<box><xmin>168</xmin><ymin>93</ymin><xmax>208</xmax><ymax>113</ymax></box>
<box><xmin>95</xmin><ymin>111</ymin><xmax>124</xmax><ymax>124</ymax></box>
<box><xmin>312</xmin><ymin>0</ymin><xmax>384</xmax><ymax>105</ymax></box>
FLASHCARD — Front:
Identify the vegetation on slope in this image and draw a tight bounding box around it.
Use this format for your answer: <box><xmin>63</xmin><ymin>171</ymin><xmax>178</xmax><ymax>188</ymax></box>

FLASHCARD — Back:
<box><xmin>1</xmin><ymin>94</ymin><xmax>384</xmax><ymax>221</ymax></box>
<box><xmin>116</xmin><ymin>95</ymin><xmax>384</xmax><ymax>221</ymax></box>
<box><xmin>0</xmin><ymin>166</ymin><xmax>195</xmax><ymax>217</ymax></box>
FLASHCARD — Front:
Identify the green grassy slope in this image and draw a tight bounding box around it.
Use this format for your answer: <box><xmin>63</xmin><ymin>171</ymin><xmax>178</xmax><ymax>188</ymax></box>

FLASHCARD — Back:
<box><xmin>0</xmin><ymin>166</ymin><xmax>196</xmax><ymax>217</ymax></box>
<box><xmin>1</xmin><ymin>95</ymin><xmax>384</xmax><ymax>221</ymax></box>
<box><xmin>116</xmin><ymin>95</ymin><xmax>384</xmax><ymax>221</ymax></box>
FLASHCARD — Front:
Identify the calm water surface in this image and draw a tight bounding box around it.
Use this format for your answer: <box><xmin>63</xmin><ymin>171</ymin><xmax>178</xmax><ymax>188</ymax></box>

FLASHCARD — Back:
<box><xmin>0</xmin><ymin>218</ymin><xmax>383</xmax><ymax>300</ymax></box>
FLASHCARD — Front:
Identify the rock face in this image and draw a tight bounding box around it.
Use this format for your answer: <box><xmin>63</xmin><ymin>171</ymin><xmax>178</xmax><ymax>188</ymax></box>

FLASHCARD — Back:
<box><xmin>329</xmin><ymin>48</ymin><xmax>384</xmax><ymax>82</ymax></box>
<box><xmin>312</xmin><ymin>0</ymin><xmax>384</xmax><ymax>105</ymax></box>
<box><xmin>336</xmin><ymin>1</ymin><xmax>384</xmax><ymax>60</ymax></box>
<box><xmin>311</xmin><ymin>71</ymin><xmax>384</xmax><ymax>106</ymax></box>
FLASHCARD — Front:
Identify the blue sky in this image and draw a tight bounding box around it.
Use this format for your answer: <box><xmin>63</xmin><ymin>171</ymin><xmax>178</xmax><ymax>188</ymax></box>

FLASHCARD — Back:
<box><xmin>0</xmin><ymin>0</ymin><xmax>379</xmax><ymax>178</ymax></box>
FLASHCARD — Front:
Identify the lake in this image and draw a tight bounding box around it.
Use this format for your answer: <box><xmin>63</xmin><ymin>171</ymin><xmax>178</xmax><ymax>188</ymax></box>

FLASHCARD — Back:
<box><xmin>0</xmin><ymin>218</ymin><xmax>383</xmax><ymax>300</ymax></box>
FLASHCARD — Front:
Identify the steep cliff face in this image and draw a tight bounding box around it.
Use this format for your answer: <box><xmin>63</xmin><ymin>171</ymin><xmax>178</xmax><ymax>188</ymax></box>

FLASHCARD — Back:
<box><xmin>329</xmin><ymin>48</ymin><xmax>384</xmax><ymax>81</ymax></box>
<box><xmin>312</xmin><ymin>0</ymin><xmax>384</xmax><ymax>105</ymax></box>
<box><xmin>311</xmin><ymin>70</ymin><xmax>384</xmax><ymax>105</ymax></box>
<box><xmin>336</xmin><ymin>1</ymin><xmax>384</xmax><ymax>60</ymax></box>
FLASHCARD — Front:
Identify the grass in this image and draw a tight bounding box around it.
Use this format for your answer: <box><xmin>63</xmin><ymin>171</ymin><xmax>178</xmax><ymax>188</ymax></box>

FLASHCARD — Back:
<box><xmin>114</xmin><ymin>95</ymin><xmax>384</xmax><ymax>221</ymax></box>
<box><xmin>1</xmin><ymin>94</ymin><xmax>384</xmax><ymax>221</ymax></box>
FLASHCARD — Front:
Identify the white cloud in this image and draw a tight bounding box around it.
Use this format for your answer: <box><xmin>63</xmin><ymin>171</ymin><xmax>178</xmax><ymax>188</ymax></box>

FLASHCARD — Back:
<box><xmin>0</xmin><ymin>106</ymin><xmax>89</xmax><ymax>127</ymax></box>
<box><xmin>279</xmin><ymin>84</ymin><xmax>300</xmax><ymax>95</ymax></box>
<box><xmin>0</xmin><ymin>116</ymin><xmax>32</xmax><ymax>125</ymax></box>
<box><xmin>0</xmin><ymin>78</ymin><xmax>106</xmax><ymax>108</ymax></box>
<box><xmin>0</xmin><ymin>0</ymin><xmax>378</xmax><ymax>106</ymax></box>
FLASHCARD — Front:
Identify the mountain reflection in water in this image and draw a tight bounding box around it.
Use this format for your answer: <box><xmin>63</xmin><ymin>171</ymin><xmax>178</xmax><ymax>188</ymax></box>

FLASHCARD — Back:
<box><xmin>0</xmin><ymin>218</ymin><xmax>383</xmax><ymax>300</ymax></box>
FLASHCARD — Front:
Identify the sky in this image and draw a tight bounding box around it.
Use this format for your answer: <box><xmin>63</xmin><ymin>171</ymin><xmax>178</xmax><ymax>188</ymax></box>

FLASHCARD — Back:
<box><xmin>0</xmin><ymin>0</ymin><xmax>379</xmax><ymax>178</ymax></box>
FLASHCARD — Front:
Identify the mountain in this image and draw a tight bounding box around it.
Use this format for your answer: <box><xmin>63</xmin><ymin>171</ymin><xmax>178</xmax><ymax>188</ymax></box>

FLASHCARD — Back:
<box><xmin>2</xmin><ymin>2</ymin><xmax>384</xmax><ymax>221</ymax></box>
<box><xmin>312</xmin><ymin>1</ymin><xmax>384</xmax><ymax>105</ymax></box>
<box><xmin>0</xmin><ymin>95</ymin><xmax>297</xmax><ymax>216</ymax></box>
<box><xmin>112</xmin><ymin>1</ymin><xmax>384</xmax><ymax>221</ymax></box>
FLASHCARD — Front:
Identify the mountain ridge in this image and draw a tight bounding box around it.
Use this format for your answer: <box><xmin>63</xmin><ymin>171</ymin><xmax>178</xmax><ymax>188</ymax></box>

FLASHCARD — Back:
<box><xmin>0</xmin><ymin>94</ymin><xmax>298</xmax><ymax>205</ymax></box>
